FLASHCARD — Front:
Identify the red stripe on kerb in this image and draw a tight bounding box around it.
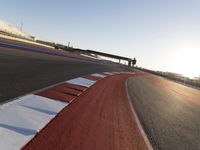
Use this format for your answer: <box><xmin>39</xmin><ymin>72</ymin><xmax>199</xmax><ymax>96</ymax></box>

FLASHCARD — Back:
<box><xmin>52</xmin><ymin>85</ymin><xmax>82</xmax><ymax>96</ymax></box>
<box><xmin>83</xmin><ymin>75</ymin><xmax>101</xmax><ymax>81</ymax></box>
<box><xmin>36</xmin><ymin>89</ymin><xmax>76</xmax><ymax>103</ymax></box>
<box><xmin>60</xmin><ymin>83</ymin><xmax>87</xmax><ymax>91</ymax></box>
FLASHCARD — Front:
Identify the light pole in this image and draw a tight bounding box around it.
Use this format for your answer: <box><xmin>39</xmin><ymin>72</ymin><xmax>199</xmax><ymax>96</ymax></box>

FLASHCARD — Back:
<box><xmin>20</xmin><ymin>22</ymin><xmax>23</xmax><ymax>31</ymax></box>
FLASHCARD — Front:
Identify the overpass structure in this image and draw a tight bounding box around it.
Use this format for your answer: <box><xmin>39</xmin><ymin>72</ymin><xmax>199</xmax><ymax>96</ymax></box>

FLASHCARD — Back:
<box><xmin>86</xmin><ymin>50</ymin><xmax>136</xmax><ymax>67</ymax></box>
<box><xmin>0</xmin><ymin>20</ymin><xmax>137</xmax><ymax>67</ymax></box>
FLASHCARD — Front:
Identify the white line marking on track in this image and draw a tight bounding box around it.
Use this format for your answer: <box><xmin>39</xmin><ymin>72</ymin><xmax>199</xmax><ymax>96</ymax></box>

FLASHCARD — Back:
<box><xmin>125</xmin><ymin>79</ymin><xmax>153</xmax><ymax>150</ymax></box>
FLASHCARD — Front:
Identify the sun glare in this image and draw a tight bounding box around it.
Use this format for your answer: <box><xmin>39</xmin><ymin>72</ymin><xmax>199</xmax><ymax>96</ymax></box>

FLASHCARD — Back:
<box><xmin>170</xmin><ymin>44</ymin><xmax>200</xmax><ymax>78</ymax></box>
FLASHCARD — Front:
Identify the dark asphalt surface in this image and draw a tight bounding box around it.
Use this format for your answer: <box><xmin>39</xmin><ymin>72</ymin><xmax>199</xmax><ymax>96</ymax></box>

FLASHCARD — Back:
<box><xmin>0</xmin><ymin>43</ymin><xmax>134</xmax><ymax>103</ymax></box>
<box><xmin>127</xmin><ymin>74</ymin><xmax>200</xmax><ymax>150</ymax></box>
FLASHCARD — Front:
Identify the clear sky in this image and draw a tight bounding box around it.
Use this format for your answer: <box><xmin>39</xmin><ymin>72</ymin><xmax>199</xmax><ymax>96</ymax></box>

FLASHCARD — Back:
<box><xmin>0</xmin><ymin>0</ymin><xmax>200</xmax><ymax>78</ymax></box>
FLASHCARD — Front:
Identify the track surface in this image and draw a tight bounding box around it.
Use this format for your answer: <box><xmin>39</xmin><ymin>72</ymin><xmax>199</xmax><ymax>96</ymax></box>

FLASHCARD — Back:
<box><xmin>2</xmin><ymin>38</ymin><xmax>200</xmax><ymax>149</ymax></box>
<box><xmin>127</xmin><ymin>74</ymin><xmax>200</xmax><ymax>150</ymax></box>
<box><xmin>0</xmin><ymin>39</ymin><xmax>133</xmax><ymax>103</ymax></box>
<box><xmin>23</xmin><ymin>73</ymin><xmax>148</xmax><ymax>150</ymax></box>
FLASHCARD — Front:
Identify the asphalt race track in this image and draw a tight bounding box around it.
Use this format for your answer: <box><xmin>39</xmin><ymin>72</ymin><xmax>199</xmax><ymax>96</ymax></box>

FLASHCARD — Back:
<box><xmin>1</xmin><ymin>38</ymin><xmax>200</xmax><ymax>150</ymax></box>
<box><xmin>127</xmin><ymin>74</ymin><xmax>200</xmax><ymax>150</ymax></box>
<box><xmin>0</xmin><ymin>39</ymin><xmax>134</xmax><ymax>103</ymax></box>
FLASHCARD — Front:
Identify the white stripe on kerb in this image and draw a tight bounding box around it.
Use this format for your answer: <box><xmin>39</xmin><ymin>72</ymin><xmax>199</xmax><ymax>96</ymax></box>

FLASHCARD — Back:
<box><xmin>113</xmin><ymin>72</ymin><xmax>121</xmax><ymax>74</ymax></box>
<box><xmin>91</xmin><ymin>73</ymin><xmax>106</xmax><ymax>78</ymax></box>
<box><xmin>0</xmin><ymin>94</ymin><xmax>68</xmax><ymax>150</ymax></box>
<box><xmin>103</xmin><ymin>72</ymin><xmax>114</xmax><ymax>75</ymax></box>
<box><xmin>66</xmin><ymin>77</ymin><xmax>96</xmax><ymax>87</ymax></box>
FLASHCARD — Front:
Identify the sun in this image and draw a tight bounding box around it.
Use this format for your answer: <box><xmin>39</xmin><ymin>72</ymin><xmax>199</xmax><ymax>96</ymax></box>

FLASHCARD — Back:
<box><xmin>169</xmin><ymin>44</ymin><xmax>200</xmax><ymax>78</ymax></box>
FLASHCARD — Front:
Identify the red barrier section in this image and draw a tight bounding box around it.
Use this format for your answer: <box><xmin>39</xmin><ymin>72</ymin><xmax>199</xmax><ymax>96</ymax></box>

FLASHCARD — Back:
<box><xmin>24</xmin><ymin>73</ymin><xmax>148</xmax><ymax>150</ymax></box>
